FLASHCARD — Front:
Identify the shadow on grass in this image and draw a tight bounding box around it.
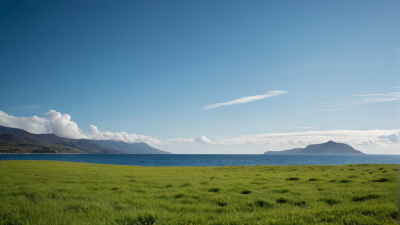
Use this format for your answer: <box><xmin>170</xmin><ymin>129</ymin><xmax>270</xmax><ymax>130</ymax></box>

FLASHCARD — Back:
<box><xmin>240</xmin><ymin>190</ymin><xmax>252</xmax><ymax>194</ymax></box>
<box><xmin>352</xmin><ymin>194</ymin><xmax>379</xmax><ymax>202</ymax></box>
<box><xmin>370</xmin><ymin>178</ymin><xmax>390</xmax><ymax>182</ymax></box>
<box><xmin>115</xmin><ymin>213</ymin><xmax>157</xmax><ymax>225</ymax></box>
<box><xmin>208</xmin><ymin>188</ymin><xmax>221</xmax><ymax>193</ymax></box>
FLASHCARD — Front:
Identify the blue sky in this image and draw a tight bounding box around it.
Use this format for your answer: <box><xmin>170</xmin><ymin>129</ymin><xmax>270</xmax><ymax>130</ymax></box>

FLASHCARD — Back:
<box><xmin>0</xmin><ymin>0</ymin><xmax>399</xmax><ymax>154</ymax></box>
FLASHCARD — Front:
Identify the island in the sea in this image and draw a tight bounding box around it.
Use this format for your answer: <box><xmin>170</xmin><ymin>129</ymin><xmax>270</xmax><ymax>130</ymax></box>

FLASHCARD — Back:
<box><xmin>264</xmin><ymin>141</ymin><xmax>364</xmax><ymax>154</ymax></box>
<box><xmin>0</xmin><ymin>125</ymin><xmax>171</xmax><ymax>154</ymax></box>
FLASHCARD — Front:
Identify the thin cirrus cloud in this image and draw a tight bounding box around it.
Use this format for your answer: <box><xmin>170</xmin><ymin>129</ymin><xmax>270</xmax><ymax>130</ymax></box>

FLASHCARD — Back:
<box><xmin>202</xmin><ymin>90</ymin><xmax>288</xmax><ymax>110</ymax></box>
<box><xmin>353</xmin><ymin>92</ymin><xmax>399</xmax><ymax>97</ymax></box>
<box><xmin>364</xmin><ymin>98</ymin><xmax>398</xmax><ymax>103</ymax></box>
<box><xmin>354</xmin><ymin>92</ymin><xmax>399</xmax><ymax>103</ymax></box>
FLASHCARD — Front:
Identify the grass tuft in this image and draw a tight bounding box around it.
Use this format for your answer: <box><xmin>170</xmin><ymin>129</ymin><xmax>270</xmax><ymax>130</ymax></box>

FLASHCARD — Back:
<box><xmin>361</xmin><ymin>210</ymin><xmax>376</xmax><ymax>216</ymax></box>
<box><xmin>323</xmin><ymin>198</ymin><xmax>340</xmax><ymax>205</ymax></box>
<box><xmin>371</xmin><ymin>178</ymin><xmax>390</xmax><ymax>182</ymax></box>
<box><xmin>254</xmin><ymin>200</ymin><xmax>274</xmax><ymax>208</ymax></box>
<box><xmin>116</xmin><ymin>213</ymin><xmax>157</xmax><ymax>225</ymax></box>
<box><xmin>208</xmin><ymin>188</ymin><xmax>221</xmax><ymax>193</ymax></box>
<box><xmin>276</xmin><ymin>197</ymin><xmax>289</xmax><ymax>204</ymax></box>
<box><xmin>273</xmin><ymin>189</ymin><xmax>289</xmax><ymax>194</ymax></box>
<box><xmin>216</xmin><ymin>201</ymin><xmax>227</xmax><ymax>207</ymax></box>
<box><xmin>294</xmin><ymin>201</ymin><xmax>307</xmax><ymax>207</ymax></box>
<box><xmin>173</xmin><ymin>193</ymin><xmax>185</xmax><ymax>199</ymax></box>
<box><xmin>179</xmin><ymin>183</ymin><xmax>192</xmax><ymax>187</ymax></box>
<box><xmin>286</xmin><ymin>177</ymin><xmax>299</xmax><ymax>181</ymax></box>
<box><xmin>309</xmin><ymin>178</ymin><xmax>319</xmax><ymax>181</ymax></box>
<box><xmin>240</xmin><ymin>190</ymin><xmax>252</xmax><ymax>194</ymax></box>
<box><xmin>352</xmin><ymin>194</ymin><xmax>379</xmax><ymax>202</ymax></box>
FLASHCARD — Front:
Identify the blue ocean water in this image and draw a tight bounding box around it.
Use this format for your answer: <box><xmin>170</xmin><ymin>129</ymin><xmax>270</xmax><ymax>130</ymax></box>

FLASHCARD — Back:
<box><xmin>0</xmin><ymin>154</ymin><xmax>398</xmax><ymax>166</ymax></box>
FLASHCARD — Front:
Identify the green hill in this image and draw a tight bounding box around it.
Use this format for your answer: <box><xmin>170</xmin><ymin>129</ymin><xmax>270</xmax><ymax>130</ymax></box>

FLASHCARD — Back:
<box><xmin>0</xmin><ymin>132</ymin><xmax>84</xmax><ymax>153</ymax></box>
<box><xmin>0</xmin><ymin>126</ymin><xmax>120</xmax><ymax>153</ymax></box>
<box><xmin>0</xmin><ymin>126</ymin><xmax>170</xmax><ymax>154</ymax></box>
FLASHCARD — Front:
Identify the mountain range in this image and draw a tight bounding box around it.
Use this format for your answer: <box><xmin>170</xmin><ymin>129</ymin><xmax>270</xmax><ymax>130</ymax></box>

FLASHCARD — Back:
<box><xmin>264</xmin><ymin>141</ymin><xmax>364</xmax><ymax>154</ymax></box>
<box><xmin>0</xmin><ymin>126</ymin><xmax>170</xmax><ymax>154</ymax></box>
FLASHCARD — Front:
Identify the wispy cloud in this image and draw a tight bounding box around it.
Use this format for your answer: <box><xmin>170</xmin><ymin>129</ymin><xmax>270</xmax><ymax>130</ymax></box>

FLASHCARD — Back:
<box><xmin>353</xmin><ymin>92</ymin><xmax>399</xmax><ymax>103</ymax></box>
<box><xmin>300</xmin><ymin>109</ymin><xmax>347</xmax><ymax>113</ymax></box>
<box><xmin>203</xmin><ymin>91</ymin><xmax>288</xmax><ymax>110</ymax></box>
<box><xmin>354</xmin><ymin>92</ymin><xmax>399</xmax><ymax>97</ymax></box>
<box><xmin>313</xmin><ymin>91</ymin><xmax>399</xmax><ymax>108</ymax></box>
<box><xmin>364</xmin><ymin>98</ymin><xmax>398</xmax><ymax>103</ymax></box>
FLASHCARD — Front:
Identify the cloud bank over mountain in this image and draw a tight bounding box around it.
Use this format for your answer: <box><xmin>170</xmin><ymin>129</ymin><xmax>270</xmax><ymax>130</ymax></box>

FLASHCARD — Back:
<box><xmin>211</xmin><ymin>130</ymin><xmax>400</xmax><ymax>149</ymax></box>
<box><xmin>0</xmin><ymin>110</ymin><xmax>164</xmax><ymax>145</ymax></box>
<box><xmin>0</xmin><ymin>110</ymin><xmax>398</xmax><ymax>152</ymax></box>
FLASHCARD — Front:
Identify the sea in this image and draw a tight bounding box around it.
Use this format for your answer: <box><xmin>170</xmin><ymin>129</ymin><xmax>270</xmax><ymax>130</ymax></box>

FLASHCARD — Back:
<box><xmin>0</xmin><ymin>154</ymin><xmax>399</xmax><ymax>166</ymax></box>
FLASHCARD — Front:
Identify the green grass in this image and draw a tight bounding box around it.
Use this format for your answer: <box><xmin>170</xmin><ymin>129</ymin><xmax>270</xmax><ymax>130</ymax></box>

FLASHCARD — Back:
<box><xmin>0</xmin><ymin>161</ymin><xmax>398</xmax><ymax>225</ymax></box>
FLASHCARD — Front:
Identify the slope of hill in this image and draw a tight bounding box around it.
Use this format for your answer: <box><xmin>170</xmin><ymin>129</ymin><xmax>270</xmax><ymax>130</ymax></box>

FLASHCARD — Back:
<box><xmin>89</xmin><ymin>140</ymin><xmax>171</xmax><ymax>154</ymax></box>
<box><xmin>264</xmin><ymin>141</ymin><xmax>364</xmax><ymax>154</ymax></box>
<box><xmin>0</xmin><ymin>132</ymin><xmax>84</xmax><ymax>153</ymax></box>
<box><xmin>0</xmin><ymin>126</ymin><xmax>170</xmax><ymax>154</ymax></box>
<box><xmin>0</xmin><ymin>126</ymin><xmax>119</xmax><ymax>153</ymax></box>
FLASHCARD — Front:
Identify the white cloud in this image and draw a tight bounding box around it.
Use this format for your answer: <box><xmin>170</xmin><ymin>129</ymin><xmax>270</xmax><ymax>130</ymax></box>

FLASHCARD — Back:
<box><xmin>0</xmin><ymin>110</ymin><xmax>399</xmax><ymax>153</ymax></box>
<box><xmin>352</xmin><ymin>92</ymin><xmax>399</xmax><ymax>103</ymax></box>
<box><xmin>210</xmin><ymin>130</ymin><xmax>400</xmax><ymax>149</ymax></box>
<box><xmin>0</xmin><ymin>110</ymin><xmax>47</xmax><ymax>134</ymax></box>
<box><xmin>354</xmin><ymin>92</ymin><xmax>399</xmax><ymax>97</ymax></box>
<box><xmin>163</xmin><ymin>135</ymin><xmax>214</xmax><ymax>145</ymax></box>
<box><xmin>378</xmin><ymin>132</ymin><xmax>399</xmax><ymax>143</ymax></box>
<box><xmin>203</xmin><ymin>90</ymin><xmax>287</xmax><ymax>110</ymax></box>
<box><xmin>159</xmin><ymin>130</ymin><xmax>400</xmax><ymax>152</ymax></box>
<box><xmin>0</xmin><ymin>110</ymin><xmax>163</xmax><ymax>145</ymax></box>
<box><xmin>44</xmin><ymin>110</ymin><xmax>85</xmax><ymax>139</ymax></box>
<box><xmin>364</xmin><ymin>98</ymin><xmax>398</xmax><ymax>103</ymax></box>
<box><xmin>195</xmin><ymin>135</ymin><xmax>213</xmax><ymax>144</ymax></box>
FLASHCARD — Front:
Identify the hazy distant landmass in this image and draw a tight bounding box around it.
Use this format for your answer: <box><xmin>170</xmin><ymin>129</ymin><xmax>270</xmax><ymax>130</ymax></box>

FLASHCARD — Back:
<box><xmin>264</xmin><ymin>141</ymin><xmax>364</xmax><ymax>155</ymax></box>
<box><xmin>0</xmin><ymin>126</ymin><xmax>170</xmax><ymax>154</ymax></box>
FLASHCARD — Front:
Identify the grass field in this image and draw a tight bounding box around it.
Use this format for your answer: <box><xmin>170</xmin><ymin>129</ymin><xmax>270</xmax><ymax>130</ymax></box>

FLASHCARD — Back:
<box><xmin>0</xmin><ymin>161</ymin><xmax>397</xmax><ymax>225</ymax></box>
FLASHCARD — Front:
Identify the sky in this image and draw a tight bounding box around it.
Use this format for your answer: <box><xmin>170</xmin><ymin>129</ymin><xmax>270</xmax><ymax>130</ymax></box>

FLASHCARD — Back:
<box><xmin>0</xmin><ymin>0</ymin><xmax>399</xmax><ymax>154</ymax></box>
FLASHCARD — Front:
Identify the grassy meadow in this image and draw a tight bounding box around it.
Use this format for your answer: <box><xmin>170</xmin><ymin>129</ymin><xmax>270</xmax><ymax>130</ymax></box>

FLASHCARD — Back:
<box><xmin>0</xmin><ymin>160</ymin><xmax>398</xmax><ymax>225</ymax></box>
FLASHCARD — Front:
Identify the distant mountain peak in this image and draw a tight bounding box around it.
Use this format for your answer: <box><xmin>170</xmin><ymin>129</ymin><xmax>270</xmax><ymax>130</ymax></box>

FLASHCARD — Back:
<box><xmin>264</xmin><ymin>141</ymin><xmax>364</xmax><ymax>155</ymax></box>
